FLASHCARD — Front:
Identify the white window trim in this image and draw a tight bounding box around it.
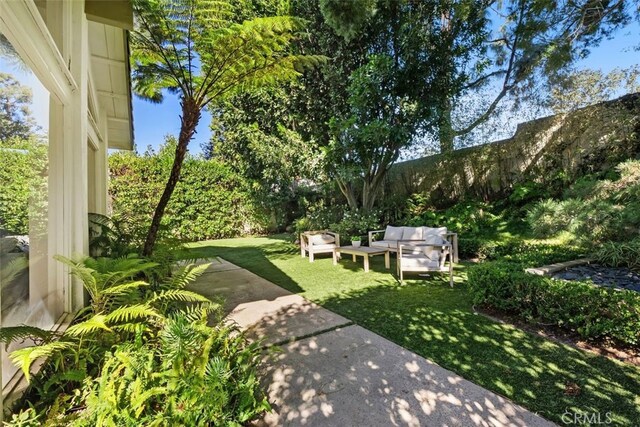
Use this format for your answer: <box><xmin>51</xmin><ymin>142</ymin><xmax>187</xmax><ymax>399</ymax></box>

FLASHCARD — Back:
<box><xmin>0</xmin><ymin>1</ymin><xmax>77</xmax><ymax>105</ymax></box>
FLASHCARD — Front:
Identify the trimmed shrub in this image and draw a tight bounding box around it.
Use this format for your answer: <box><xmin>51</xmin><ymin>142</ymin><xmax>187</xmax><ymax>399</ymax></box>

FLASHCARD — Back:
<box><xmin>109</xmin><ymin>144</ymin><xmax>270</xmax><ymax>245</ymax></box>
<box><xmin>468</xmin><ymin>261</ymin><xmax>640</xmax><ymax>347</ymax></box>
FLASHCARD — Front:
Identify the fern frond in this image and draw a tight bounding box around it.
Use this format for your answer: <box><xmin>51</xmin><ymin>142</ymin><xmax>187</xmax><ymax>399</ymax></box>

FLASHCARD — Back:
<box><xmin>65</xmin><ymin>314</ymin><xmax>112</xmax><ymax>337</ymax></box>
<box><xmin>111</xmin><ymin>323</ymin><xmax>150</xmax><ymax>334</ymax></box>
<box><xmin>150</xmin><ymin>289</ymin><xmax>215</xmax><ymax>305</ymax></box>
<box><xmin>0</xmin><ymin>325</ymin><xmax>56</xmax><ymax>346</ymax></box>
<box><xmin>167</xmin><ymin>263</ymin><xmax>210</xmax><ymax>289</ymax></box>
<box><xmin>131</xmin><ymin>387</ymin><xmax>167</xmax><ymax>417</ymax></box>
<box><xmin>101</xmin><ymin>280</ymin><xmax>150</xmax><ymax>296</ymax></box>
<box><xmin>104</xmin><ymin>304</ymin><xmax>162</xmax><ymax>324</ymax></box>
<box><xmin>54</xmin><ymin>255</ymin><xmax>98</xmax><ymax>299</ymax></box>
<box><xmin>10</xmin><ymin>341</ymin><xmax>75</xmax><ymax>382</ymax></box>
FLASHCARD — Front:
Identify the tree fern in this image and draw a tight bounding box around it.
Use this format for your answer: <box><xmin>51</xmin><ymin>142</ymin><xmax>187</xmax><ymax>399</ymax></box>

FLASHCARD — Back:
<box><xmin>130</xmin><ymin>0</ymin><xmax>326</xmax><ymax>255</ymax></box>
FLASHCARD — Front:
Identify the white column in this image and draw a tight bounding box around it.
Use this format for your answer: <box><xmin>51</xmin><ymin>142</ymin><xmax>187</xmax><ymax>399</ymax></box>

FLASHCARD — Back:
<box><xmin>64</xmin><ymin>1</ymin><xmax>90</xmax><ymax>312</ymax></box>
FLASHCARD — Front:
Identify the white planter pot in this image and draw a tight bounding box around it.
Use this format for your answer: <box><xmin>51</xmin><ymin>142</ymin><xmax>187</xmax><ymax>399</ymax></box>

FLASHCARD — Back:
<box><xmin>352</xmin><ymin>241</ymin><xmax>361</xmax><ymax>248</ymax></box>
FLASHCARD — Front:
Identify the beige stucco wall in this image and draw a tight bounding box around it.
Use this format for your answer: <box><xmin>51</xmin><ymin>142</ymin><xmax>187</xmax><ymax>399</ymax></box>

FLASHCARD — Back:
<box><xmin>385</xmin><ymin>93</ymin><xmax>640</xmax><ymax>206</ymax></box>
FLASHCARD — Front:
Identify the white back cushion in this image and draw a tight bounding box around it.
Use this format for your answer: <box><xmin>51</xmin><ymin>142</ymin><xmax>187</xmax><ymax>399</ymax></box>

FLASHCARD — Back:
<box><xmin>310</xmin><ymin>234</ymin><xmax>335</xmax><ymax>245</ymax></box>
<box><xmin>423</xmin><ymin>226</ymin><xmax>447</xmax><ymax>241</ymax></box>
<box><xmin>401</xmin><ymin>226</ymin><xmax>423</xmax><ymax>241</ymax></box>
<box><xmin>423</xmin><ymin>246</ymin><xmax>441</xmax><ymax>260</ymax></box>
<box><xmin>383</xmin><ymin>226</ymin><xmax>403</xmax><ymax>241</ymax></box>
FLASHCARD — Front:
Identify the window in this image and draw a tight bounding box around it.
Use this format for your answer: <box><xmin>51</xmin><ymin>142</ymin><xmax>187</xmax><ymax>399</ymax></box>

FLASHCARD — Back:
<box><xmin>0</xmin><ymin>31</ymin><xmax>62</xmax><ymax>389</ymax></box>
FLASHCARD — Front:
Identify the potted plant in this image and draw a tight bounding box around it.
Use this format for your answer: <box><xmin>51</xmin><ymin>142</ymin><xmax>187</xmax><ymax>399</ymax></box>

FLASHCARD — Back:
<box><xmin>351</xmin><ymin>235</ymin><xmax>361</xmax><ymax>248</ymax></box>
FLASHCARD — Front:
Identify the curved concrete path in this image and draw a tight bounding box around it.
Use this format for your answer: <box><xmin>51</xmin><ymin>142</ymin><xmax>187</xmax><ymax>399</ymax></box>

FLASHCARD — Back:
<box><xmin>188</xmin><ymin>258</ymin><xmax>555</xmax><ymax>427</ymax></box>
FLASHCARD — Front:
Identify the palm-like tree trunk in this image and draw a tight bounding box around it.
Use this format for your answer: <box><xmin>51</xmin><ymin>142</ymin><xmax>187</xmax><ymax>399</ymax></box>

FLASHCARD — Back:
<box><xmin>142</xmin><ymin>97</ymin><xmax>201</xmax><ymax>256</ymax></box>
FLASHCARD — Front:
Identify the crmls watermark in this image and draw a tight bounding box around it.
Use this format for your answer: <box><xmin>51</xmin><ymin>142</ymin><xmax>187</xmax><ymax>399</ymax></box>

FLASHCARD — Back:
<box><xmin>561</xmin><ymin>408</ymin><xmax>613</xmax><ymax>425</ymax></box>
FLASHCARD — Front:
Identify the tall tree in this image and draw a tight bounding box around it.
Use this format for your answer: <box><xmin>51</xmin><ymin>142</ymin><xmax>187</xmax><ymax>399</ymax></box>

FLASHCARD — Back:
<box><xmin>0</xmin><ymin>73</ymin><xmax>36</xmax><ymax>141</ymax></box>
<box><xmin>131</xmin><ymin>0</ymin><xmax>323</xmax><ymax>255</ymax></box>
<box><xmin>327</xmin><ymin>54</ymin><xmax>419</xmax><ymax>210</ymax></box>
<box><xmin>322</xmin><ymin>0</ymin><xmax>635</xmax><ymax>152</ymax></box>
<box><xmin>320</xmin><ymin>0</ymin><xmax>489</xmax><ymax>209</ymax></box>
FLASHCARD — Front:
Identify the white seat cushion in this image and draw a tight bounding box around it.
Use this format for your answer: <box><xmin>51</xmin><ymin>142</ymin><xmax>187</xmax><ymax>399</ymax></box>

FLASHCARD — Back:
<box><xmin>400</xmin><ymin>253</ymin><xmax>440</xmax><ymax>269</ymax></box>
<box><xmin>401</xmin><ymin>226</ymin><xmax>423</xmax><ymax>241</ymax></box>
<box><xmin>383</xmin><ymin>226</ymin><xmax>403</xmax><ymax>241</ymax></box>
<box><xmin>310</xmin><ymin>234</ymin><xmax>335</xmax><ymax>245</ymax></box>
<box><xmin>370</xmin><ymin>240</ymin><xmax>393</xmax><ymax>249</ymax></box>
<box><xmin>309</xmin><ymin>243</ymin><xmax>336</xmax><ymax>251</ymax></box>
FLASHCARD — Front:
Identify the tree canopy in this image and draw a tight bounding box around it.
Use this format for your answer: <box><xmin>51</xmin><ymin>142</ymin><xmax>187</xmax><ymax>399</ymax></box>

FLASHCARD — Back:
<box><xmin>0</xmin><ymin>73</ymin><xmax>36</xmax><ymax>141</ymax></box>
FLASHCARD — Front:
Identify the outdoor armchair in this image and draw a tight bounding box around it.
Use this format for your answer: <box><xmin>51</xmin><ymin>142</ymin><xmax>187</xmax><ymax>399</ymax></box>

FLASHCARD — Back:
<box><xmin>396</xmin><ymin>239</ymin><xmax>454</xmax><ymax>287</ymax></box>
<box><xmin>300</xmin><ymin>230</ymin><xmax>340</xmax><ymax>262</ymax></box>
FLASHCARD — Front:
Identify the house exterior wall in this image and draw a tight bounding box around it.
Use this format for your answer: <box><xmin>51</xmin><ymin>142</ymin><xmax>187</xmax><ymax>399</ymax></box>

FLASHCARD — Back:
<box><xmin>0</xmin><ymin>0</ymin><xmax>132</xmax><ymax>411</ymax></box>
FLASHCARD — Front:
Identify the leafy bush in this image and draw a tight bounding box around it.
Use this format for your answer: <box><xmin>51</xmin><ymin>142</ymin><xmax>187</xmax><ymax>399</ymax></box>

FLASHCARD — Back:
<box><xmin>594</xmin><ymin>238</ymin><xmax>640</xmax><ymax>271</ymax></box>
<box><xmin>73</xmin><ymin>313</ymin><xmax>269</xmax><ymax>426</ymax></box>
<box><xmin>330</xmin><ymin>210</ymin><xmax>380</xmax><ymax>240</ymax></box>
<box><xmin>526</xmin><ymin>159</ymin><xmax>640</xmax><ymax>245</ymax></box>
<box><xmin>468</xmin><ymin>262</ymin><xmax>640</xmax><ymax>347</ymax></box>
<box><xmin>109</xmin><ymin>141</ymin><xmax>270</xmax><ymax>245</ymax></box>
<box><xmin>508</xmin><ymin>180</ymin><xmax>550</xmax><ymax>206</ymax></box>
<box><xmin>292</xmin><ymin>203</ymin><xmax>381</xmax><ymax>241</ymax></box>
<box><xmin>404</xmin><ymin>198</ymin><xmax>501</xmax><ymax>235</ymax></box>
<box><xmin>292</xmin><ymin>203</ymin><xmax>343</xmax><ymax>235</ymax></box>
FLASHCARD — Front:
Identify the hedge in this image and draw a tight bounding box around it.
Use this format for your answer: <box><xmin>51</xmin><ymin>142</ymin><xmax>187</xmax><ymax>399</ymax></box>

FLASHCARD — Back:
<box><xmin>468</xmin><ymin>261</ymin><xmax>640</xmax><ymax>348</ymax></box>
<box><xmin>109</xmin><ymin>147</ymin><xmax>271</xmax><ymax>245</ymax></box>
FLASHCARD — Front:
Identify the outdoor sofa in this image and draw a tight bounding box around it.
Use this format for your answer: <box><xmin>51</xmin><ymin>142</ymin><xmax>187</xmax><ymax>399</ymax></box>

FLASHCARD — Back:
<box><xmin>368</xmin><ymin>226</ymin><xmax>458</xmax><ymax>262</ymax></box>
<box><xmin>369</xmin><ymin>225</ymin><xmax>456</xmax><ymax>286</ymax></box>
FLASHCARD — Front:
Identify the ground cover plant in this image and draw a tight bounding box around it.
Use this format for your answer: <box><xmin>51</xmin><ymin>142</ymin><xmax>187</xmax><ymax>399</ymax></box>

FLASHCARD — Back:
<box><xmin>186</xmin><ymin>236</ymin><xmax>640</xmax><ymax>425</ymax></box>
<box><xmin>1</xmin><ymin>254</ymin><xmax>269</xmax><ymax>425</ymax></box>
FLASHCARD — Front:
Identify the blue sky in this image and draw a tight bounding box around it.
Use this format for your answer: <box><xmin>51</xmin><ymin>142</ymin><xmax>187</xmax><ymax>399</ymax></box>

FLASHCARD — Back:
<box><xmin>131</xmin><ymin>20</ymin><xmax>640</xmax><ymax>155</ymax></box>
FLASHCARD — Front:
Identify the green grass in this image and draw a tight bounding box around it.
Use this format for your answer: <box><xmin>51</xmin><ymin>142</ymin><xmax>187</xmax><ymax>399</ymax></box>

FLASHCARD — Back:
<box><xmin>186</xmin><ymin>235</ymin><xmax>640</xmax><ymax>426</ymax></box>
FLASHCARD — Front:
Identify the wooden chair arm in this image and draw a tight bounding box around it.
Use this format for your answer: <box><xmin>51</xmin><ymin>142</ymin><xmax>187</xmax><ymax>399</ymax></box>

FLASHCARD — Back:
<box><xmin>368</xmin><ymin>229</ymin><xmax>386</xmax><ymax>242</ymax></box>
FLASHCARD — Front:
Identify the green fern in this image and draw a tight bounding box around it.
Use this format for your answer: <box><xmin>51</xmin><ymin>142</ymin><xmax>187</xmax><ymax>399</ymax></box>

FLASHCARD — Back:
<box><xmin>64</xmin><ymin>315</ymin><xmax>112</xmax><ymax>337</ymax></box>
<box><xmin>103</xmin><ymin>304</ymin><xmax>162</xmax><ymax>324</ymax></box>
<box><xmin>0</xmin><ymin>325</ymin><xmax>56</xmax><ymax>347</ymax></box>
<box><xmin>10</xmin><ymin>341</ymin><xmax>75</xmax><ymax>382</ymax></box>
<box><xmin>165</xmin><ymin>263</ymin><xmax>210</xmax><ymax>289</ymax></box>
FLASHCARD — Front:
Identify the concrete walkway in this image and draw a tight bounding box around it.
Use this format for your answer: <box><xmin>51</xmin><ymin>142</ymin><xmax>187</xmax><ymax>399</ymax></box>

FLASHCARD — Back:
<box><xmin>189</xmin><ymin>258</ymin><xmax>555</xmax><ymax>427</ymax></box>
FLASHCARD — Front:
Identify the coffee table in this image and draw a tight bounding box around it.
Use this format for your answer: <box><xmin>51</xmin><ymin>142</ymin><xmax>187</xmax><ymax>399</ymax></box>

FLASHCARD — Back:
<box><xmin>333</xmin><ymin>246</ymin><xmax>390</xmax><ymax>273</ymax></box>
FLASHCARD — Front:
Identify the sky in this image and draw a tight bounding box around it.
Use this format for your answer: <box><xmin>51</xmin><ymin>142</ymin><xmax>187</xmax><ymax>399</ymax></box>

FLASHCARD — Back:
<box><xmin>2</xmin><ymin>12</ymin><xmax>637</xmax><ymax>156</ymax></box>
<box><xmin>132</xmin><ymin>18</ymin><xmax>639</xmax><ymax>156</ymax></box>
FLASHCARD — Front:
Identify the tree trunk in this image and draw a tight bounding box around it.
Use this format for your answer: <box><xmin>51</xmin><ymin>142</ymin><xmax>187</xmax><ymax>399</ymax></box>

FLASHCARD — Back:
<box><xmin>142</xmin><ymin>97</ymin><xmax>201</xmax><ymax>256</ymax></box>
<box><xmin>438</xmin><ymin>99</ymin><xmax>455</xmax><ymax>153</ymax></box>
<box><xmin>336</xmin><ymin>178</ymin><xmax>359</xmax><ymax>211</ymax></box>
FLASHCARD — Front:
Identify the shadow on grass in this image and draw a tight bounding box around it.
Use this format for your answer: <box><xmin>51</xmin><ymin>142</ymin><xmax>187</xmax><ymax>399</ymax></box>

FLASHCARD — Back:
<box><xmin>186</xmin><ymin>239</ymin><xmax>305</xmax><ymax>294</ymax></box>
<box><xmin>318</xmin><ymin>280</ymin><xmax>640</xmax><ymax>425</ymax></box>
<box><xmin>184</xmin><ymin>237</ymin><xmax>640</xmax><ymax>425</ymax></box>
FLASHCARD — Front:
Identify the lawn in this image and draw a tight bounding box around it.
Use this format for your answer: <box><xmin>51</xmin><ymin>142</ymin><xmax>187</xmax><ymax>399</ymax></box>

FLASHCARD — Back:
<box><xmin>186</xmin><ymin>235</ymin><xmax>640</xmax><ymax>426</ymax></box>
